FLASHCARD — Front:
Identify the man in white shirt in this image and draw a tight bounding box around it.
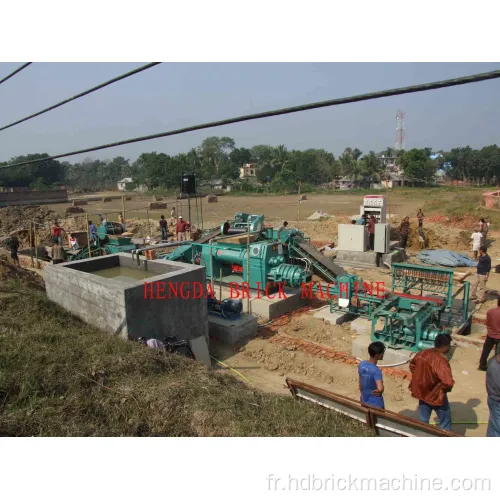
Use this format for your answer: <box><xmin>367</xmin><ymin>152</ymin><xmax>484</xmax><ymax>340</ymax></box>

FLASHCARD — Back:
<box><xmin>471</xmin><ymin>229</ymin><xmax>482</xmax><ymax>261</ymax></box>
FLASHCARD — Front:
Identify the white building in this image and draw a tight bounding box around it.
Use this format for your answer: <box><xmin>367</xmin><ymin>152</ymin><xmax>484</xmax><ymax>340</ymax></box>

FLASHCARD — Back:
<box><xmin>117</xmin><ymin>177</ymin><xmax>133</xmax><ymax>191</ymax></box>
<box><xmin>239</xmin><ymin>163</ymin><xmax>258</xmax><ymax>183</ymax></box>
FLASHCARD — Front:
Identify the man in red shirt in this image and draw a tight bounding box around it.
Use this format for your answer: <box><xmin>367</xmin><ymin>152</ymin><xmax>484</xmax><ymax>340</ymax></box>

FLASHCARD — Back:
<box><xmin>52</xmin><ymin>222</ymin><xmax>65</xmax><ymax>245</ymax></box>
<box><xmin>176</xmin><ymin>216</ymin><xmax>190</xmax><ymax>241</ymax></box>
<box><xmin>409</xmin><ymin>333</ymin><xmax>454</xmax><ymax>431</ymax></box>
<box><xmin>479</xmin><ymin>298</ymin><xmax>500</xmax><ymax>371</ymax></box>
<box><xmin>368</xmin><ymin>216</ymin><xmax>376</xmax><ymax>250</ymax></box>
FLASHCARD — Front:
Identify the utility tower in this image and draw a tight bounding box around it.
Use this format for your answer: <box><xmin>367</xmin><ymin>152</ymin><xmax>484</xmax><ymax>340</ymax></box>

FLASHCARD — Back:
<box><xmin>395</xmin><ymin>110</ymin><xmax>405</xmax><ymax>151</ymax></box>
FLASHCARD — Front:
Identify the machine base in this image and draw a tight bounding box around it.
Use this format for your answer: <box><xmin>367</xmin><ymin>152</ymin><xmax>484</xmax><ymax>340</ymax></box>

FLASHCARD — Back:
<box><xmin>208</xmin><ymin>314</ymin><xmax>258</xmax><ymax>345</ymax></box>
<box><xmin>352</xmin><ymin>336</ymin><xmax>413</xmax><ymax>371</ymax></box>
<box><xmin>335</xmin><ymin>249</ymin><xmax>406</xmax><ymax>269</ymax></box>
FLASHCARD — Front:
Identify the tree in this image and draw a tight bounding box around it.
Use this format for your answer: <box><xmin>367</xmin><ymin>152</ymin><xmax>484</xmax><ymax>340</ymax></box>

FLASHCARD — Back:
<box><xmin>399</xmin><ymin>149</ymin><xmax>437</xmax><ymax>183</ymax></box>
<box><xmin>198</xmin><ymin>136</ymin><xmax>235</xmax><ymax>176</ymax></box>
<box><xmin>360</xmin><ymin>151</ymin><xmax>382</xmax><ymax>183</ymax></box>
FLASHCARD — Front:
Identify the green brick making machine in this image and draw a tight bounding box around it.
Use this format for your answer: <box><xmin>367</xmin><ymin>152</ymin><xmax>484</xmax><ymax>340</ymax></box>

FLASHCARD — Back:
<box><xmin>156</xmin><ymin>213</ymin><xmax>472</xmax><ymax>352</ymax></box>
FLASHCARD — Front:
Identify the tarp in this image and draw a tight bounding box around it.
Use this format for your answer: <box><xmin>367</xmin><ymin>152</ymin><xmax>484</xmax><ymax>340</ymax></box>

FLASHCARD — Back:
<box><xmin>417</xmin><ymin>250</ymin><xmax>477</xmax><ymax>267</ymax></box>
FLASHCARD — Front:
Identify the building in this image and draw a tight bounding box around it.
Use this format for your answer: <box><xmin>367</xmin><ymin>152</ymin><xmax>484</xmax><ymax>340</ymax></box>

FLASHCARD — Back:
<box><xmin>198</xmin><ymin>179</ymin><xmax>232</xmax><ymax>192</ymax></box>
<box><xmin>239</xmin><ymin>163</ymin><xmax>258</xmax><ymax>183</ymax></box>
<box><xmin>117</xmin><ymin>177</ymin><xmax>133</xmax><ymax>191</ymax></box>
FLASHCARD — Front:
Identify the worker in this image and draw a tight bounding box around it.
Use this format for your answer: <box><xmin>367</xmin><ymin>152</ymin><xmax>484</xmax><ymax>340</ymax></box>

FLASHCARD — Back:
<box><xmin>170</xmin><ymin>207</ymin><xmax>176</xmax><ymax>225</ymax></box>
<box><xmin>409</xmin><ymin>333</ymin><xmax>454</xmax><ymax>431</ymax></box>
<box><xmin>51</xmin><ymin>240</ymin><xmax>65</xmax><ymax>264</ymax></box>
<box><xmin>118</xmin><ymin>213</ymin><xmax>126</xmax><ymax>232</ymax></box>
<box><xmin>52</xmin><ymin>222</ymin><xmax>65</xmax><ymax>246</ymax></box>
<box><xmin>159</xmin><ymin>215</ymin><xmax>168</xmax><ymax>241</ymax></box>
<box><xmin>277</xmin><ymin>221</ymin><xmax>288</xmax><ymax>240</ymax></box>
<box><xmin>471</xmin><ymin>228</ymin><xmax>482</xmax><ymax>261</ymax></box>
<box><xmin>176</xmin><ymin>216</ymin><xmax>190</xmax><ymax>241</ymax></box>
<box><xmin>486</xmin><ymin>343</ymin><xmax>500</xmax><ymax>437</ymax></box>
<box><xmin>398</xmin><ymin>216</ymin><xmax>411</xmax><ymax>249</ymax></box>
<box><xmin>368</xmin><ymin>216</ymin><xmax>376</xmax><ymax>250</ymax></box>
<box><xmin>479</xmin><ymin>298</ymin><xmax>500</xmax><ymax>371</ymax></box>
<box><xmin>88</xmin><ymin>221</ymin><xmax>97</xmax><ymax>242</ymax></box>
<box><xmin>358</xmin><ymin>341</ymin><xmax>386</xmax><ymax>409</ymax></box>
<box><xmin>470</xmin><ymin>245</ymin><xmax>491</xmax><ymax>303</ymax></box>
<box><xmin>6</xmin><ymin>235</ymin><xmax>20</xmax><ymax>267</ymax></box>
<box><xmin>480</xmin><ymin>218</ymin><xmax>488</xmax><ymax>247</ymax></box>
<box><xmin>418</xmin><ymin>225</ymin><xmax>425</xmax><ymax>249</ymax></box>
<box><xmin>417</xmin><ymin>209</ymin><xmax>424</xmax><ymax>227</ymax></box>
<box><xmin>357</xmin><ymin>214</ymin><xmax>367</xmax><ymax>225</ymax></box>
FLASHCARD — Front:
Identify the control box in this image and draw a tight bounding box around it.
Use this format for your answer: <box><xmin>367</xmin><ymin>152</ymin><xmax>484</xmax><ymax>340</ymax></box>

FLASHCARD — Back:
<box><xmin>360</xmin><ymin>195</ymin><xmax>387</xmax><ymax>224</ymax></box>
<box><xmin>337</xmin><ymin>224</ymin><xmax>367</xmax><ymax>252</ymax></box>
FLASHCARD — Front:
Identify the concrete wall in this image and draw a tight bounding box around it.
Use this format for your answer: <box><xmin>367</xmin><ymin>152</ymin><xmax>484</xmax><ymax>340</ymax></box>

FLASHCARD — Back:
<box><xmin>44</xmin><ymin>253</ymin><xmax>208</xmax><ymax>343</ymax></box>
<box><xmin>0</xmin><ymin>189</ymin><xmax>68</xmax><ymax>206</ymax></box>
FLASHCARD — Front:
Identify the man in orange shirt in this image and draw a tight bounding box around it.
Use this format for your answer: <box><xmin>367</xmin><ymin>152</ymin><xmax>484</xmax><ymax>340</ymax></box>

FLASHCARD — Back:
<box><xmin>176</xmin><ymin>216</ymin><xmax>190</xmax><ymax>241</ymax></box>
<box><xmin>409</xmin><ymin>333</ymin><xmax>454</xmax><ymax>431</ymax></box>
<box><xmin>479</xmin><ymin>298</ymin><xmax>500</xmax><ymax>371</ymax></box>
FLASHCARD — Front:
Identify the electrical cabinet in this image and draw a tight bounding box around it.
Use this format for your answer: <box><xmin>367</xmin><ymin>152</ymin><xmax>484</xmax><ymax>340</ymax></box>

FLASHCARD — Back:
<box><xmin>337</xmin><ymin>224</ymin><xmax>367</xmax><ymax>252</ymax></box>
<box><xmin>374</xmin><ymin>223</ymin><xmax>390</xmax><ymax>253</ymax></box>
<box><xmin>359</xmin><ymin>195</ymin><xmax>387</xmax><ymax>223</ymax></box>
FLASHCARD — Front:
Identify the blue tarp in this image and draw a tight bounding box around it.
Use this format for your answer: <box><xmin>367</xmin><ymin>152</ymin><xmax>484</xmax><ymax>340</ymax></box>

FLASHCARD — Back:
<box><xmin>417</xmin><ymin>250</ymin><xmax>477</xmax><ymax>267</ymax></box>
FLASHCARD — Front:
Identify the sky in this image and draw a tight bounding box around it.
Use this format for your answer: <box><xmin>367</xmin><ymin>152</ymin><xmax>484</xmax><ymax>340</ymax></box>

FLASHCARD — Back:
<box><xmin>0</xmin><ymin>62</ymin><xmax>499</xmax><ymax>164</ymax></box>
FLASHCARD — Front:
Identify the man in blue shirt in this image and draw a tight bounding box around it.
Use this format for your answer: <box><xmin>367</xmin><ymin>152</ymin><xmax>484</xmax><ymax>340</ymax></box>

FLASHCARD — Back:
<box><xmin>358</xmin><ymin>341</ymin><xmax>386</xmax><ymax>409</ymax></box>
<box><xmin>88</xmin><ymin>221</ymin><xmax>98</xmax><ymax>242</ymax></box>
<box><xmin>471</xmin><ymin>245</ymin><xmax>491</xmax><ymax>303</ymax></box>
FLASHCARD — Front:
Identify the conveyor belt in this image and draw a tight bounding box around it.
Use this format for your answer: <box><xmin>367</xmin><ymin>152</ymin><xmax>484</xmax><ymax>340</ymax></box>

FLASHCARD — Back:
<box><xmin>196</xmin><ymin>228</ymin><xmax>222</xmax><ymax>244</ymax></box>
<box><xmin>291</xmin><ymin>239</ymin><xmax>345</xmax><ymax>282</ymax></box>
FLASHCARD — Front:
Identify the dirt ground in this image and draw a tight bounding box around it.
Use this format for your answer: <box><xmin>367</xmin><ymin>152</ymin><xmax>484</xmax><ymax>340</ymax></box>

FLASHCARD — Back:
<box><xmin>1</xmin><ymin>189</ymin><xmax>498</xmax><ymax>436</ymax></box>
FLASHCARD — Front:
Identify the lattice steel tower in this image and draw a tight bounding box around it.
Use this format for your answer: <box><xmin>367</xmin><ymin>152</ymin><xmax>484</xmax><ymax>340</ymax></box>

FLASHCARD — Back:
<box><xmin>395</xmin><ymin>109</ymin><xmax>405</xmax><ymax>151</ymax></box>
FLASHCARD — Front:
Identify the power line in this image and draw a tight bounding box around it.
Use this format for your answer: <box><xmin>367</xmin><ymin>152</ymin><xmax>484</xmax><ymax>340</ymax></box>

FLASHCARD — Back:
<box><xmin>2</xmin><ymin>67</ymin><xmax>500</xmax><ymax>170</ymax></box>
<box><xmin>0</xmin><ymin>62</ymin><xmax>162</xmax><ymax>133</ymax></box>
<box><xmin>0</xmin><ymin>63</ymin><xmax>32</xmax><ymax>86</ymax></box>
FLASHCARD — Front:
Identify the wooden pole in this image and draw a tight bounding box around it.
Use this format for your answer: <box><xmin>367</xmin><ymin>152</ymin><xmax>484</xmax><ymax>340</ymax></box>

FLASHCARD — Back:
<box><xmin>200</xmin><ymin>195</ymin><xmax>204</xmax><ymax>230</ymax></box>
<box><xmin>297</xmin><ymin>181</ymin><xmax>301</xmax><ymax>222</ymax></box>
<box><xmin>146</xmin><ymin>208</ymin><xmax>151</xmax><ymax>238</ymax></box>
<box><xmin>86</xmin><ymin>213</ymin><xmax>91</xmax><ymax>259</ymax></box>
<box><xmin>122</xmin><ymin>196</ymin><xmax>126</xmax><ymax>225</ymax></box>
<box><xmin>188</xmin><ymin>195</ymin><xmax>192</xmax><ymax>240</ymax></box>
<box><xmin>34</xmin><ymin>224</ymin><xmax>39</xmax><ymax>269</ymax></box>
<box><xmin>29</xmin><ymin>222</ymin><xmax>34</xmax><ymax>267</ymax></box>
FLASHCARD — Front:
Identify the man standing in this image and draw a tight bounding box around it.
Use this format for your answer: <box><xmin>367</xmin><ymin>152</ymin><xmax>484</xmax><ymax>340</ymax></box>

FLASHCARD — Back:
<box><xmin>409</xmin><ymin>333</ymin><xmax>454</xmax><ymax>431</ymax></box>
<box><xmin>471</xmin><ymin>228</ymin><xmax>482</xmax><ymax>261</ymax></box>
<box><xmin>368</xmin><ymin>216</ymin><xmax>376</xmax><ymax>251</ymax></box>
<box><xmin>52</xmin><ymin>222</ymin><xmax>65</xmax><ymax>245</ymax></box>
<box><xmin>88</xmin><ymin>221</ymin><xmax>98</xmax><ymax>242</ymax></box>
<box><xmin>470</xmin><ymin>246</ymin><xmax>491</xmax><ymax>303</ymax></box>
<box><xmin>399</xmin><ymin>216</ymin><xmax>411</xmax><ymax>249</ymax></box>
<box><xmin>6</xmin><ymin>235</ymin><xmax>20</xmax><ymax>266</ymax></box>
<box><xmin>417</xmin><ymin>209</ymin><xmax>424</xmax><ymax>227</ymax></box>
<box><xmin>480</xmin><ymin>218</ymin><xmax>488</xmax><ymax>246</ymax></box>
<box><xmin>358</xmin><ymin>342</ymin><xmax>386</xmax><ymax>409</ymax></box>
<box><xmin>159</xmin><ymin>215</ymin><xmax>168</xmax><ymax>241</ymax></box>
<box><xmin>176</xmin><ymin>216</ymin><xmax>190</xmax><ymax>241</ymax></box>
<box><xmin>479</xmin><ymin>298</ymin><xmax>500</xmax><ymax>371</ymax></box>
<box><xmin>486</xmin><ymin>343</ymin><xmax>500</xmax><ymax>437</ymax></box>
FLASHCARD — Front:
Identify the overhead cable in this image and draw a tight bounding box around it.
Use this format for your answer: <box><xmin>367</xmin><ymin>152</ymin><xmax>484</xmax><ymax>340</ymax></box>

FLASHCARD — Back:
<box><xmin>2</xmin><ymin>67</ymin><xmax>500</xmax><ymax>170</ymax></box>
<box><xmin>0</xmin><ymin>62</ymin><xmax>162</xmax><ymax>133</ymax></box>
<box><xmin>0</xmin><ymin>62</ymin><xmax>32</xmax><ymax>86</ymax></box>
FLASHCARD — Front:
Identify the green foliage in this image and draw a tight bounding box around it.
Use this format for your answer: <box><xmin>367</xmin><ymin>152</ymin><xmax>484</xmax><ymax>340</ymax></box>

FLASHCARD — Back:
<box><xmin>399</xmin><ymin>149</ymin><xmax>437</xmax><ymax>182</ymax></box>
<box><xmin>444</xmin><ymin>145</ymin><xmax>500</xmax><ymax>183</ymax></box>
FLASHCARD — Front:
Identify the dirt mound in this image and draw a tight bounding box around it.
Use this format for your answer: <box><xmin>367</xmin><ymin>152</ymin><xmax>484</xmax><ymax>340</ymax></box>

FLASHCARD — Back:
<box><xmin>0</xmin><ymin>205</ymin><xmax>61</xmax><ymax>246</ymax></box>
<box><xmin>0</xmin><ymin>256</ymin><xmax>44</xmax><ymax>289</ymax></box>
<box><xmin>425</xmin><ymin>215</ymin><xmax>478</xmax><ymax>229</ymax></box>
<box><xmin>65</xmin><ymin>206</ymin><xmax>86</xmax><ymax>215</ymax></box>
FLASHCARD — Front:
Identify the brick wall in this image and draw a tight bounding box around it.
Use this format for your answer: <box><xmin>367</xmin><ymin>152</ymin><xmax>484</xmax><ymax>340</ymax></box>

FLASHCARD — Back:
<box><xmin>0</xmin><ymin>189</ymin><xmax>68</xmax><ymax>206</ymax></box>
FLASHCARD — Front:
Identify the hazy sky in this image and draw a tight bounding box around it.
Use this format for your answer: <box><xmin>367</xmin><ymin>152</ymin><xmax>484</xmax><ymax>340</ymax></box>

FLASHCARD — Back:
<box><xmin>0</xmin><ymin>62</ymin><xmax>499</xmax><ymax>164</ymax></box>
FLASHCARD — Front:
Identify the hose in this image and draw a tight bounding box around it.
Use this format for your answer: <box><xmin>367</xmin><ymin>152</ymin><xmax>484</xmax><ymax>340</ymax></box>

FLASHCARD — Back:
<box><xmin>355</xmin><ymin>357</ymin><xmax>411</xmax><ymax>368</ymax></box>
<box><xmin>210</xmin><ymin>355</ymin><xmax>255</xmax><ymax>388</ymax></box>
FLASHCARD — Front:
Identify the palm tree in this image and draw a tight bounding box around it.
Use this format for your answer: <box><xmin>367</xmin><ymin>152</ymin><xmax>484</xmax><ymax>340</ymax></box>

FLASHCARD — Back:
<box><xmin>271</xmin><ymin>145</ymin><xmax>289</xmax><ymax>171</ymax></box>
